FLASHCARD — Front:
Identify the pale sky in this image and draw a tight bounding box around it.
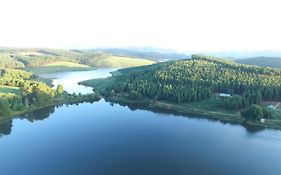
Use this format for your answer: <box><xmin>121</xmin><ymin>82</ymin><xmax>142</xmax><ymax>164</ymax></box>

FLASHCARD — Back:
<box><xmin>0</xmin><ymin>0</ymin><xmax>280</xmax><ymax>52</ymax></box>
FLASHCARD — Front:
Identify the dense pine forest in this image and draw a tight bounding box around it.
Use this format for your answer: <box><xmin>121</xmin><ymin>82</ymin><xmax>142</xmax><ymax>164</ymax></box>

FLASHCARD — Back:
<box><xmin>105</xmin><ymin>55</ymin><xmax>281</xmax><ymax>114</ymax></box>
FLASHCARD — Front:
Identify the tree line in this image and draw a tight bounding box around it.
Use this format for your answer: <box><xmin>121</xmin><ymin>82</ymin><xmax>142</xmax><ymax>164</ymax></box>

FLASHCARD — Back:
<box><xmin>0</xmin><ymin>69</ymin><xmax>100</xmax><ymax>118</ymax></box>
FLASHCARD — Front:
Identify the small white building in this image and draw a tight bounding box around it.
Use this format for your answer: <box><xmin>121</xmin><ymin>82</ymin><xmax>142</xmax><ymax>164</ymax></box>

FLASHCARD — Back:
<box><xmin>219</xmin><ymin>93</ymin><xmax>231</xmax><ymax>98</ymax></box>
<box><xmin>260</xmin><ymin>118</ymin><xmax>265</xmax><ymax>123</ymax></box>
<box><xmin>267</xmin><ymin>105</ymin><xmax>275</xmax><ymax>109</ymax></box>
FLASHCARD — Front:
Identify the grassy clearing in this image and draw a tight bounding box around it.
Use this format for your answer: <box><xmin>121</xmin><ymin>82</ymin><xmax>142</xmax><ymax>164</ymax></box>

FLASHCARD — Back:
<box><xmin>0</xmin><ymin>85</ymin><xmax>20</xmax><ymax>94</ymax></box>
<box><xmin>153</xmin><ymin>100</ymin><xmax>241</xmax><ymax>118</ymax></box>
<box><xmin>19</xmin><ymin>51</ymin><xmax>46</xmax><ymax>56</ymax></box>
<box><xmin>44</xmin><ymin>61</ymin><xmax>90</xmax><ymax>67</ymax></box>
<box><xmin>93</xmin><ymin>56</ymin><xmax>156</xmax><ymax>68</ymax></box>
<box><xmin>26</xmin><ymin>61</ymin><xmax>94</xmax><ymax>74</ymax></box>
<box><xmin>183</xmin><ymin>98</ymin><xmax>241</xmax><ymax>115</ymax></box>
<box><xmin>79</xmin><ymin>77</ymin><xmax>116</xmax><ymax>92</ymax></box>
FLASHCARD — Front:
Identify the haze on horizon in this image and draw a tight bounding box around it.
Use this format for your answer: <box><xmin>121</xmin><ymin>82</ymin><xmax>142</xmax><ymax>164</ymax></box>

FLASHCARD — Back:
<box><xmin>0</xmin><ymin>0</ymin><xmax>280</xmax><ymax>53</ymax></box>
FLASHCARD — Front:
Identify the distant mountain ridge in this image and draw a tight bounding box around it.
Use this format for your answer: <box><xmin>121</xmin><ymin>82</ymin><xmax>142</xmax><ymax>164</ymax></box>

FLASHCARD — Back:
<box><xmin>0</xmin><ymin>47</ymin><xmax>156</xmax><ymax>71</ymax></box>
<box><xmin>2</xmin><ymin>46</ymin><xmax>281</xmax><ymax>69</ymax></box>
<box><xmin>236</xmin><ymin>56</ymin><xmax>281</xmax><ymax>68</ymax></box>
<box><xmin>188</xmin><ymin>50</ymin><xmax>281</xmax><ymax>59</ymax></box>
<box><xmin>93</xmin><ymin>48</ymin><xmax>188</xmax><ymax>61</ymax></box>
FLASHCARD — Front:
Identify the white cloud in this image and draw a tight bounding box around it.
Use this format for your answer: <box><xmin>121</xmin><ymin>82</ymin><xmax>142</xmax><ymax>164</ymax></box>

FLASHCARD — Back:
<box><xmin>0</xmin><ymin>0</ymin><xmax>280</xmax><ymax>52</ymax></box>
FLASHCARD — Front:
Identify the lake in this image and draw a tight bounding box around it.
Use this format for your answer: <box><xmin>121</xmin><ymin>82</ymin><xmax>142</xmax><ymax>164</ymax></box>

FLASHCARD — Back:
<box><xmin>38</xmin><ymin>68</ymin><xmax>117</xmax><ymax>94</ymax></box>
<box><xmin>0</xmin><ymin>69</ymin><xmax>281</xmax><ymax>175</ymax></box>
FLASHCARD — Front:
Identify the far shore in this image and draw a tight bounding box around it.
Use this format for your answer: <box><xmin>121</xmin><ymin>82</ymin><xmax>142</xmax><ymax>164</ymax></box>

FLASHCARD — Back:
<box><xmin>105</xmin><ymin>95</ymin><xmax>281</xmax><ymax>130</ymax></box>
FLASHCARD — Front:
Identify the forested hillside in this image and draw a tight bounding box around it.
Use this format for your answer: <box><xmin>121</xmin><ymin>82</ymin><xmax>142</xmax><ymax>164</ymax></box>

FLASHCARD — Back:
<box><xmin>105</xmin><ymin>55</ymin><xmax>281</xmax><ymax>111</ymax></box>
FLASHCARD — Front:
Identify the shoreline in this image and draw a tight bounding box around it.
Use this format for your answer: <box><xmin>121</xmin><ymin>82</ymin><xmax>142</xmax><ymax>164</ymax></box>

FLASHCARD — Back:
<box><xmin>106</xmin><ymin>95</ymin><xmax>281</xmax><ymax>130</ymax></box>
<box><xmin>0</xmin><ymin>95</ymin><xmax>101</xmax><ymax>121</ymax></box>
<box><xmin>2</xmin><ymin>92</ymin><xmax>280</xmax><ymax>131</ymax></box>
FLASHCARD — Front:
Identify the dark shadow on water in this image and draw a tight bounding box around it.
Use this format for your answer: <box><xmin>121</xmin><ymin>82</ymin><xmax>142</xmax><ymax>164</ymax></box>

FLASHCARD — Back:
<box><xmin>20</xmin><ymin>106</ymin><xmax>56</xmax><ymax>123</ymax></box>
<box><xmin>241</xmin><ymin>124</ymin><xmax>265</xmax><ymax>133</ymax></box>
<box><xmin>0</xmin><ymin>119</ymin><xmax>12</xmax><ymax>137</ymax></box>
<box><xmin>0</xmin><ymin>106</ymin><xmax>58</xmax><ymax>137</ymax></box>
<box><xmin>0</xmin><ymin>99</ymin><xmax>267</xmax><ymax>138</ymax></box>
<box><xmin>0</xmin><ymin>101</ymin><xmax>98</xmax><ymax>137</ymax></box>
<box><xmin>107</xmin><ymin>99</ymin><xmax>266</xmax><ymax>134</ymax></box>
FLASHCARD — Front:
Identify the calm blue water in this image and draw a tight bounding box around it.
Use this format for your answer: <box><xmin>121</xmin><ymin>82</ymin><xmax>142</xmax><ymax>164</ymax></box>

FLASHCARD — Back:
<box><xmin>0</xmin><ymin>69</ymin><xmax>281</xmax><ymax>175</ymax></box>
<box><xmin>0</xmin><ymin>101</ymin><xmax>281</xmax><ymax>175</ymax></box>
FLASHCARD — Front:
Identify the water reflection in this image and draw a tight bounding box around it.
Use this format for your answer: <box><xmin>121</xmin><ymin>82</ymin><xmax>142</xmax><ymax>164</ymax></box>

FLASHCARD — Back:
<box><xmin>0</xmin><ymin>120</ymin><xmax>12</xmax><ymax>137</ymax></box>
<box><xmin>0</xmin><ymin>98</ymin><xmax>272</xmax><ymax>138</ymax></box>
<box><xmin>21</xmin><ymin>106</ymin><xmax>56</xmax><ymax>123</ymax></box>
<box><xmin>0</xmin><ymin>101</ymin><xmax>101</xmax><ymax>137</ymax></box>
<box><xmin>0</xmin><ymin>100</ymin><xmax>280</xmax><ymax>175</ymax></box>
<box><xmin>107</xmin><ymin>99</ymin><xmax>267</xmax><ymax>133</ymax></box>
<box><xmin>242</xmin><ymin>124</ymin><xmax>266</xmax><ymax>133</ymax></box>
<box><xmin>0</xmin><ymin>106</ymin><xmax>56</xmax><ymax>137</ymax></box>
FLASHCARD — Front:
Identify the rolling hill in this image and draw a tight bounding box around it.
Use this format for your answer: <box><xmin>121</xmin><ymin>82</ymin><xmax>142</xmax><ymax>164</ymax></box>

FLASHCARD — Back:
<box><xmin>94</xmin><ymin>48</ymin><xmax>188</xmax><ymax>61</ymax></box>
<box><xmin>92</xmin><ymin>56</ymin><xmax>156</xmax><ymax>68</ymax></box>
<box><xmin>25</xmin><ymin>61</ymin><xmax>94</xmax><ymax>74</ymax></box>
<box><xmin>0</xmin><ymin>48</ymin><xmax>157</xmax><ymax>73</ymax></box>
